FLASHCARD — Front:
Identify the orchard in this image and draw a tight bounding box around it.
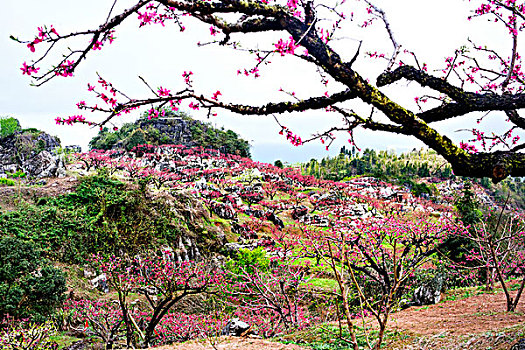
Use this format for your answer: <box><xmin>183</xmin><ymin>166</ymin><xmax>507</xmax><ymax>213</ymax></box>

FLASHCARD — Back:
<box><xmin>2</xmin><ymin>1</ymin><xmax>525</xmax><ymax>349</ymax></box>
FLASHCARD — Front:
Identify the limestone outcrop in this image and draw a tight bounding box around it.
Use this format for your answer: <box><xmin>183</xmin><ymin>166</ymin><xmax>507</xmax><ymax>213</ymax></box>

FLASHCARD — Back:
<box><xmin>0</xmin><ymin>130</ymin><xmax>66</xmax><ymax>178</ymax></box>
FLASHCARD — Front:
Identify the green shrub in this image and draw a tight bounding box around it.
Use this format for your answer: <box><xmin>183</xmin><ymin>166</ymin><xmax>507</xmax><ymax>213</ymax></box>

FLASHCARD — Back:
<box><xmin>0</xmin><ymin>237</ymin><xmax>66</xmax><ymax>320</ymax></box>
<box><xmin>274</xmin><ymin>160</ymin><xmax>284</xmax><ymax>168</ymax></box>
<box><xmin>411</xmin><ymin>182</ymin><xmax>433</xmax><ymax>197</ymax></box>
<box><xmin>20</xmin><ymin>128</ymin><xmax>42</xmax><ymax>135</ymax></box>
<box><xmin>7</xmin><ymin>170</ymin><xmax>26</xmax><ymax>179</ymax></box>
<box><xmin>0</xmin><ymin>172</ymin><xmax>195</xmax><ymax>263</ymax></box>
<box><xmin>227</xmin><ymin>247</ymin><xmax>270</xmax><ymax>274</ymax></box>
<box><xmin>123</xmin><ymin>128</ymin><xmax>147</xmax><ymax>151</ymax></box>
<box><xmin>439</xmin><ymin>181</ymin><xmax>483</xmax><ymax>264</ymax></box>
<box><xmin>0</xmin><ymin>117</ymin><xmax>21</xmax><ymax>139</ymax></box>
<box><xmin>0</xmin><ymin>178</ymin><xmax>16</xmax><ymax>186</ymax></box>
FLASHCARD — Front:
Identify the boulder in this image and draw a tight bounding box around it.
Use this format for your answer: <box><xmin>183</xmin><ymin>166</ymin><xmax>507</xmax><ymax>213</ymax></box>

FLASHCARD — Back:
<box><xmin>224</xmin><ymin>242</ymin><xmax>258</xmax><ymax>255</ymax></box>
<box><xmin>292</xmin><ymin>205</ymin><xmax>308</xmax><ymax>220</ymax></box>
<box><xmin>90</xmin><ymin>274</ymin><xmax>109</xmax><ymax>293</ymax></box>
<box><xmin>412</xmin><ymin>275</ymin><xmax>445</xmax><ymax>306</ymax></box>
<box><xmin>232</xmin><ymin>223</ymin><xmax>257</xmax><ymax>240</ymax></box>
<box><xmin>64</xmin><ymin>145</ymin><xmax>82</xmax><ymax>153</ymax></box>
<box><xmin>244</xmin><ymin>208</ymin><xmax>265</xmax><ymax>218</ymax></box>
<box><xmin>211</xmin><ymin>201</ymin><xmax>236</xmax><ymax>220</ymax></box>
<box><xmin>221</xmin><ymin>318</ymin><xmax>251</xmax><ymax>336</ymax></box>
<box><xmin>63</xmin><ymin>340</ymin><xmax>86</xmax><ymax>350</ymax></box>
<box><xmin>266</xmin><ymin>211</ymin><xmax>284</xmax><ymax>229</ymax></box>
<box><xmin>83</xmin><ymin>267</ymin><xmax>96</xmax><ymax>279</ymax></box>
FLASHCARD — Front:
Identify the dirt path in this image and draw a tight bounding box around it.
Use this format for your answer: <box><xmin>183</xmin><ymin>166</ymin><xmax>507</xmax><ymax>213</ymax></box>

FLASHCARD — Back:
<box><xmin>0</xmin><ymin>176</ymin><xmax>78</xmax><ymax>212</ymax></box>
<box><xmin>388</xmin><ymin>289</ymin><xmax>524</xmax><ymax>336</ymax></box>
<box><xmin>154</xmin><ymin>337</ymin><xmax>310</xmax><ymax>350</ymax></box>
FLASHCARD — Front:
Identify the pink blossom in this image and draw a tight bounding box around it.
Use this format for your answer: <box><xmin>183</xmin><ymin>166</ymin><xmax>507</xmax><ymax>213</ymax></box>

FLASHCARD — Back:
<box><xmin>209</xmin><ymin>26</ymin><xmax>219</xmax><ymax>36</ymax></box>
<box><xmin>189</xmin><ymin>101</ymin><xmax>200</xmax><ymax>110</ymax></box>
<box><xmin>20</xmin><ymin>62</ymin><xmax>39</xmax><ymax>75</ymax></box>
<box><xmin>211</xmin><ymin>90</ymin><xmax>222</xmax><ymax>101</ymax></box>
<box><xmin>157</xmin><ymin>86</ymin><xmax>171</xmax><ymax>96</ymax></box>
<box><xmin>274</xmin><ymin>36</ymin><xmax>298</xmax><ymax>56</ymax></box>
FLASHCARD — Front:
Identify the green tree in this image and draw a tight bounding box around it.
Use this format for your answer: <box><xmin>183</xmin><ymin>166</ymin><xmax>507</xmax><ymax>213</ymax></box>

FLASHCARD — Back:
<box><xmin>455</xmin><ymin>181</ymin><xmax>483</xmax><ymax>229</ymax></box>
<box><xmin>123</xmin><ymin>128</ymin><xmax>147</xmax><ymax>151</ymax></box>
<box><xmin>439</xmin><ymin>181</ymin><xmax>483</xmax><ymax>263</ymax></box>
<box><xmin>0</xmin><ymin>237</ymin><xmax>66</xmax><ymax>320</ymax></box>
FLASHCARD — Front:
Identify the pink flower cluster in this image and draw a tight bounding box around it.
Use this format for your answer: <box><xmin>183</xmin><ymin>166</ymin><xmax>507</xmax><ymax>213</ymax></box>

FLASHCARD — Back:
<box><xmin>237</xmin><ymin>66</ymin><xmax>260</xmax><ymax>78</ymax></box>
<box><xmin>147</xmin><ymin>108</ymin><xmax>166</xmax><ymax>120</ymax></box>
<box><xmin>182</xmin><ymin>70</ymin><xmax>193</xmax><ymax>85</ymax></box>
<box><xmin>20</xmin><ymin>62</ymin><xmax>39</xmax><ymax>76</ymax></box>
<box><xmin>460</xmin><ymin>141</ymin><xmax>478</xmax><ymax>154</ymax></box>
<box><xmin>137</xmin><ymin>3</ymin><xmax>179</xmax><ymax>28</ymax></box>
<box><xmin>211</xmin><ymin>90</ymin><xmax>222</xmax><ymax>101</ymax></box>
<box><xmin>188</xmin><ymin>101</ymin><xmax>200</xmax><ymax>110</ymax></box>
<box><xmin>55</xmin><ymin>60</ymin><xmax>75</xmax><ymax>77</ymax></box>
<box><xmin>209</xmin><ymin>26</ymin><xmax>219</xmax><ymax>36</ymax></box>
<box><xmin>274</xmin><ymin>36</ymin><xmax>298</xmax><ymax>56</ymax></box>
<box><xmin>26</xmin><ymin>25</ymin><xmax>59</xmax><ymax>52</ymax></box>
<box><xmin>158</xmin><ymin>86</ymin><xmax>171</xmax><ymax>96</ymax></box>
<box><xmin>55</xmin><ymin>115</ymin><xmax>86</xmax><ymax>125</ymax></box>
<box><xmin>169</xmin><ymin>99</ymin><xmax>181</xmax><ymax>111</ymax></box>
<box><xmin>279</xmin><ymin>127</ymin><xmax>302</xmax><ymax>146</ymax></box>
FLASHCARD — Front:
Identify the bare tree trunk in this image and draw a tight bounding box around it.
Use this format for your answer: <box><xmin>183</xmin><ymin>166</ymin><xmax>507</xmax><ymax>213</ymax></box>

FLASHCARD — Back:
<box><xmin>485</xmin><ymin>267</ymin><xmax>494</xmax><ymax>291</ymax></box>
<box><xmin>509</xmin><ymin>276</ymin><xmax>525</xmax><ymax>312</ymax></box>
<box><xmin>374</xmin><ymin>321</ymin><xmax>387</xmax><ymax>350</ymax></box>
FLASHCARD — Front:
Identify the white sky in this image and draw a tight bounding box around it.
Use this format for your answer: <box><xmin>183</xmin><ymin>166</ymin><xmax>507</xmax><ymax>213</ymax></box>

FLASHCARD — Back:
<box><xmin>0</xmin><ymin>0</ymin><xmax>518</xmax><ymax>163</ymax></box>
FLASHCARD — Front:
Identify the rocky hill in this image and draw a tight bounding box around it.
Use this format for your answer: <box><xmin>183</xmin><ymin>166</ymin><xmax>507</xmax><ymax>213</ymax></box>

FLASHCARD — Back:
<box><xmin>89</xmin><ymin>110</ymin><xmax>251</xmax><ymax>157</ymax></box>
<box><xmin>0</xmin><ymin>118</ymin><xmax>66</xmax><ymax>178</ymax></box>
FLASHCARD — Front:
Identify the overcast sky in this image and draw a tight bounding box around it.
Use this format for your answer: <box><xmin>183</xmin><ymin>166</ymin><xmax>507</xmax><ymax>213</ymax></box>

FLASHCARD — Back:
<box><xmin>0</xmin><ymin>0</ymin><xmax>517</xmax><ymax>163</ymax></box>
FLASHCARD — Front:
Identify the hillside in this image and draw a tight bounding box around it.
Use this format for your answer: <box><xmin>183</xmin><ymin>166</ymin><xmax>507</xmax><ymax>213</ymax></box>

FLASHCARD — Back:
<box><xmin>303</xmin><ymin>147</ymin><xmax>525</xmax><ymax>209</ymax></box>
<box><xmin>89</xmin><ymin>110</ymin><xmax>250</xmax><ymax>157</ymax></box>
<box><xmin>0</xmin><ymin>144</ymin><xmax>524</xmax><ymax>350</ymax></box>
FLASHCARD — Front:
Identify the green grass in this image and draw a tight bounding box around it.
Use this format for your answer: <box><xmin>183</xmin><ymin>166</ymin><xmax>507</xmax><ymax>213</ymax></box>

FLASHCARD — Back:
<box><xmin>49</xmin><ymin>334</ymin><xmax>82</xmax><ymax>349</ymax></box>
<box><xmin>442</xmin><ymin>286</ymin><xmax>487</xmax><ymax>302</ymax></box>
<box><xmin>308</xmin><ymin>277</ymin><xmax>340</xmax><ymax>291</ymax></box>
<box><xmin>510</xmin><ymin>281</ymin><xmax>523</xmax><ymax>291</ymax></box>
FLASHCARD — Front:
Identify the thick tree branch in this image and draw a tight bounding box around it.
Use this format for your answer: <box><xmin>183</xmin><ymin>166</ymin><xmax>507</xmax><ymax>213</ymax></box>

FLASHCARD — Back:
<box><xmin>196</xmin><ymin>14</ymin><xmax>284</xmax><ymax>34</ymax></box>
<box><xmin>377</xmin><ymin>65</ymin><xmax>470</xmax><ymax>100</ymax></box>
<box><xmin>419</xmin><ymin>94</ymin><xmax>525</xmax><ymax>123</ymax></box>
<box><xmin>219</xmin><ymin>89</ymin><xmax>358</xmax><ymax>115</ymax></box>
<box><xmin>161</xmin><ymin>0</ymin><xmax>285</xmax><ymax>17</ymax></box>
<box><xmin>506</xmin><ymin>110</ymin><xmax>525</xmax><ymax>130</ymax></box>
<box><xmin>378</xmin><ymin>66</ymin><xmax>525</xmax><ymax>125</ymax></box>
<box><xmin>103</xmin><ymin>88</ymin><xmax>359</xmax><ymax>122</ymax></box>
